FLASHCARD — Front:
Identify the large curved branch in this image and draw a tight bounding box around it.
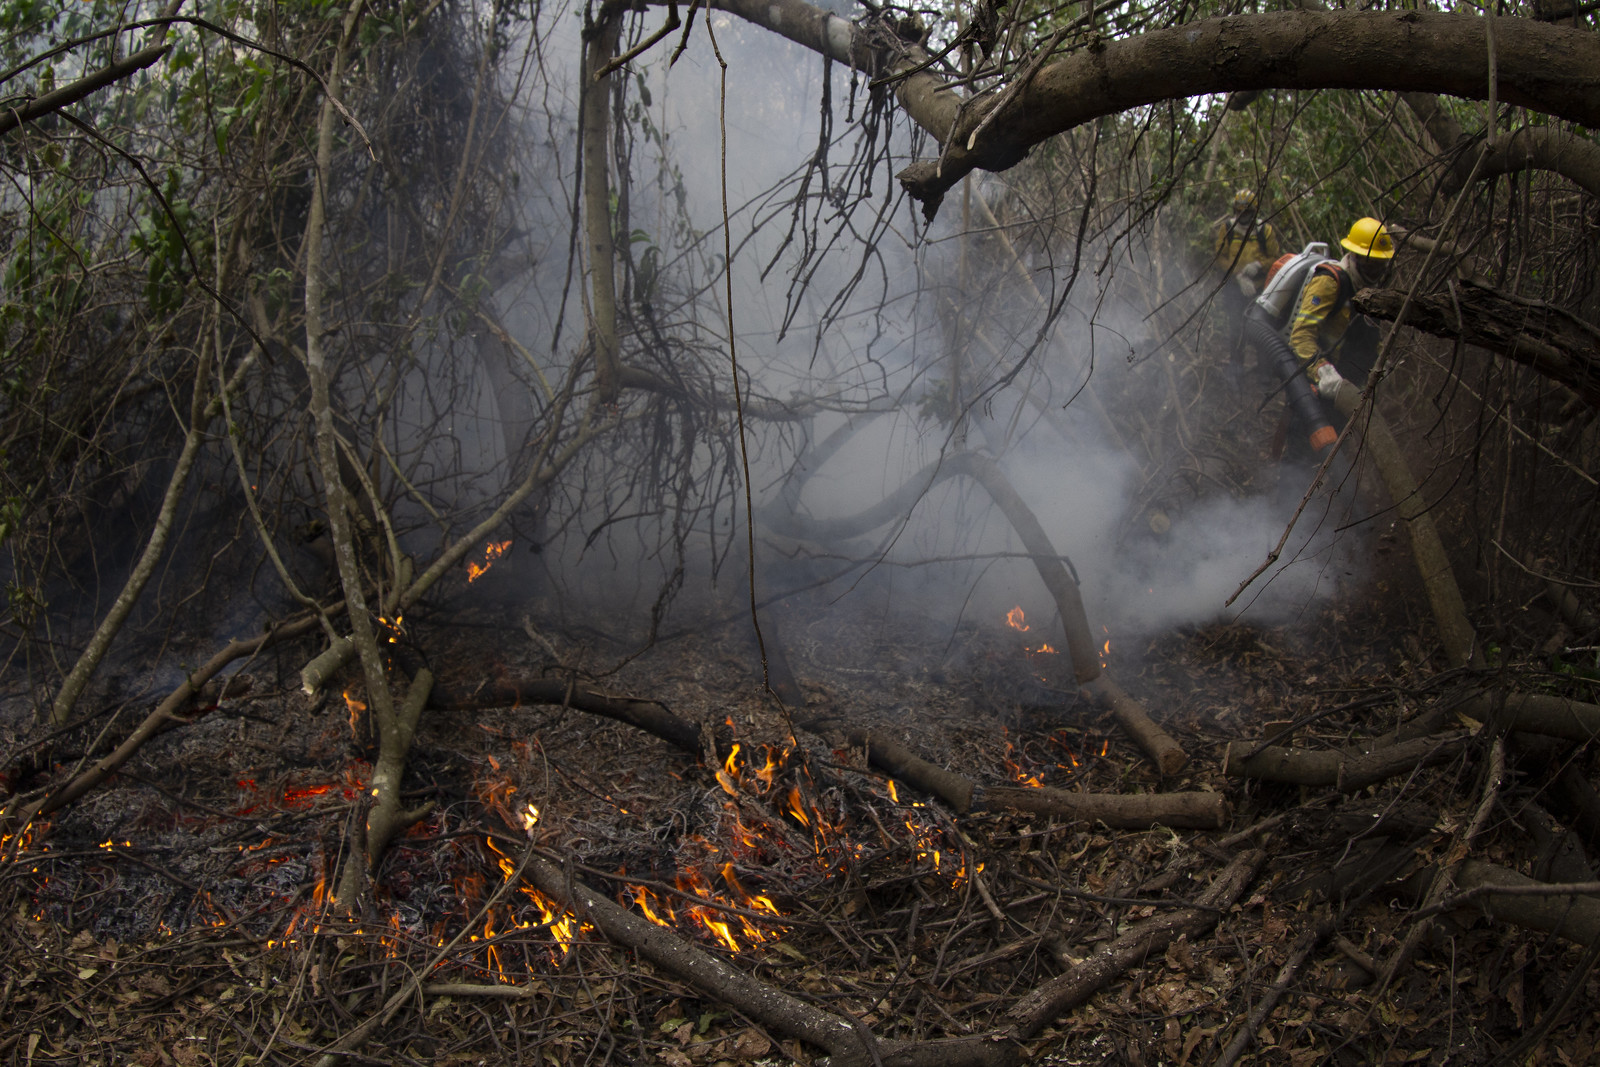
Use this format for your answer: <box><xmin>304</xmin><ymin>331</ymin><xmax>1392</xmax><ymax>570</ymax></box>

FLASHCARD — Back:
<box><xmin>896</xmin><ymin>11</ymin><xmax>1600</xmax><ymax>212</ymax></box>
<box><xmin>1402</xmin><ymin>93</ymin><xmax>1600</xmax><ymax>200</ymax></box>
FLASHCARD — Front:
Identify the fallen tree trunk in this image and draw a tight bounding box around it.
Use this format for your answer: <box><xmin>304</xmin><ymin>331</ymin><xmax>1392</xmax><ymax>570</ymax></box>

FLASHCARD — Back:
<box><xmin>1223</xmin><ymin>732</ymin><xmax>1471</xmax><ymax>791</ymax></box>
<box><xmin>1405</xmin><ymin>860</ymin><xmax>1600</xmax><ymax>948</ymax></box>
<box><xmin>1462</xmin><ymin>690</ymin><xmax>1600</xmax><ymax>743</ymax></box>
<box><xmin>1355</xmin><ymin>283</ymin><xmax>1600</xmax><ymax>410</ymax></box>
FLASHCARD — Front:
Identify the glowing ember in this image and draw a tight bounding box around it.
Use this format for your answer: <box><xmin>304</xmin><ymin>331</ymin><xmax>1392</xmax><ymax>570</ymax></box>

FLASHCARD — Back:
<box><xmin>466</xmin><ymin>540</ymin><xmax>512</xmax><ymax>583</ymax></box>
<box><xmin>1005</xmin><ymin>605</ymin><xmax>1030</xmax><ymax>631</ymax></box>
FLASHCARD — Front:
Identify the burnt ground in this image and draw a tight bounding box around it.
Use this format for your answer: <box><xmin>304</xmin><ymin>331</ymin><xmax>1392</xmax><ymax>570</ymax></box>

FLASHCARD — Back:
<box><xmin>4</xmin><ymin>559</ymin><xmax>1599</xmax><ymax>1067</ymax></box>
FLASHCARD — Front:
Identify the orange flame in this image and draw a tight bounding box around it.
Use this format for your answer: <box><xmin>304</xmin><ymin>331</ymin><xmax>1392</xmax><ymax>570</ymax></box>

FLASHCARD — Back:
<box><xmin>786</xmin><ymin>786</ymin><xmax>809</xmax><ymax>828</ymax></box>
<box><xmin>521</xmin><ymin>802</ymin><xmax>540</xmax><ymax>833</ymax></box>
<box><xmin>1005</xmin><ymin>606</ymin><xmax>1029</xmax><ymax>631</ymax></box>
<box><xmin>467</xmin><ymin>540</ymin><xmax>512</xmax><ymax>583</ymax></box>
<box><xmin>716</xmin><ymin>742</ymin><xmax>742</xmax><ymax>797</ymax></box>
<box><xmin>343</xmin><ymin>690</ymin><xmax>366</xmax><ymax>735</ymax></box>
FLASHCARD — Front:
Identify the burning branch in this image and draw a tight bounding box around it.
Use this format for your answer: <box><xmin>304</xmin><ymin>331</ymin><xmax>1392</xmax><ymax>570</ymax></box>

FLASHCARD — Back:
<box><xmin>518</xmin><ymin>849</ymin><xmax>1020</xmax><ymax>1067</ymax></box>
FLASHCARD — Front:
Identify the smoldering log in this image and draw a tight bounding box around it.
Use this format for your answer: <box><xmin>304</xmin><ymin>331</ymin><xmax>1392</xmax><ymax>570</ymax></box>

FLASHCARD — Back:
<box><xmin>429</xmin><ymin>676</ymin><xmax>704</xmax><ymax>754</ymax></box>
<box><xmin>981</xmin><ymin>785</ymin><xmax>1227</xmax><ymax>829</ymax></box>
<box><xmin>1223</xmin><ymin>732</ymin><xmax>1471</xmax><ymax>791</ymax></box>
<box><xmin>1005</xmin><ymin>849</ymin><xmax>1267</xmax><ymax>1040</ymax></box>
<box><xmin>1081</xmin><ymin>675</ymin><xmax>1189</xmax><ymax>776</ymax></box>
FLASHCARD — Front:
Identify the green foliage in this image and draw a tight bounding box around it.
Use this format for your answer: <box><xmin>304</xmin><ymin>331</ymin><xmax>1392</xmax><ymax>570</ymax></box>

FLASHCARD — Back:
<box><xmin>130</xmin><ymin>168</ymin><xmax>204</xmax><ymax>316</ymax></box>
<box><xmin>1</xmin><ymin>180</ymin><xmax>91</xmax><ymax>333</ymax></box>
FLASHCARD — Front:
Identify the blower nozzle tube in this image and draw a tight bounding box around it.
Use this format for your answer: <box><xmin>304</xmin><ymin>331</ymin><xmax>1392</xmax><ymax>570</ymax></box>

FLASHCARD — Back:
<box><xmin>1244</xmin><ymin>309</ymin><xmax>1338</xmax><ymax>453</ymax></box>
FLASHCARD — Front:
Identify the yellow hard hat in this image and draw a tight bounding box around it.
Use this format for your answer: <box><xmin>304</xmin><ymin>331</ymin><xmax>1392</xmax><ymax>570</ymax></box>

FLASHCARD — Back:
<box><xmin>1232</xmin><ymin>188</ymin><xmax>1259</xmax><ymax>214</ymax></box>
<box><xmin>1341</xmin><ymin>217</ymin><xmax>1395</xmax><ymax>259</ymax></box>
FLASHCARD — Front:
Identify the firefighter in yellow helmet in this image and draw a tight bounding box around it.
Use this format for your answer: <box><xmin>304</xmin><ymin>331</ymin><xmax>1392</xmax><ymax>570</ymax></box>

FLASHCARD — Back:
<box><xmin>1288</xmin><ymin>217</ymin><xmax>1394</xmax><ymax>393</ymax></box>
<box><xmin>1212</xmin><ymin>188</ymin><xmax>1282</xmax><ymax>292</ymax></box>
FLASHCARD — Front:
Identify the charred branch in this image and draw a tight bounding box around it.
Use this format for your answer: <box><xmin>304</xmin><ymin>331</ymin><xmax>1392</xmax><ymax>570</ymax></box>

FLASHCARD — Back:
<box><xmin>429</xmin><ymin>675</ymin><xmax>706</xmax><ymax>754</ymax></box>
<box><xmin>1081</xmin><ymin>675</ymin><xmax>1188</xmax><ymax>776</ymax></box>
<box><xmin>847</xmin><ymin>728</ymin><xmax>974</xmax><ymax>813</ymax></box>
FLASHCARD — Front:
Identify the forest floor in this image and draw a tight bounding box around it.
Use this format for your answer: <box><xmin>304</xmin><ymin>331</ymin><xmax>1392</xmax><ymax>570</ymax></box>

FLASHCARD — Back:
<box><xmin>4</xmin><ymin>554</ymin><xmax>1598</xmax><ymax>1066</ymax></box>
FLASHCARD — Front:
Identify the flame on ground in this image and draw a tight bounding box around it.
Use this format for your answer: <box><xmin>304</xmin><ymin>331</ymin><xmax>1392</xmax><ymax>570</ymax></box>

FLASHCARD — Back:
<box><xmin>1006</xmin><ymin>605</ymin><xmax>1030</xmax><ymax>632</ymax></box>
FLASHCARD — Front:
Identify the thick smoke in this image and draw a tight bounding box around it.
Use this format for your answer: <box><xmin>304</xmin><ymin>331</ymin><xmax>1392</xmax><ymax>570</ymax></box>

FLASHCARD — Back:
<box><xmin>487</xmin><ymin>7</ymin><xmax>1369</xmax><ymax>658</ymax></box>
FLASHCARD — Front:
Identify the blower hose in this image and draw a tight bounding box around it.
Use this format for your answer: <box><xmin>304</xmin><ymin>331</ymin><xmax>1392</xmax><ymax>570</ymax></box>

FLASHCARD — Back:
<box><xmin>1243</xmin><ymin>309</ymin><xmax>1338</xmax><ymax>453</ymax></box>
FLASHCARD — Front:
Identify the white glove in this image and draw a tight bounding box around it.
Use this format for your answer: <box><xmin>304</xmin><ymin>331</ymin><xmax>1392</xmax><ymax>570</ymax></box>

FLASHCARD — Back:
<box><xmin>1234</xmin><ymin>272</ymin><xmax>1258</xmax><ymax>297</ymax></box>
<box><xmin>1314</xmin><ymin>362</ymin><xmax>1344</xmax><ymax>396</ymax></box>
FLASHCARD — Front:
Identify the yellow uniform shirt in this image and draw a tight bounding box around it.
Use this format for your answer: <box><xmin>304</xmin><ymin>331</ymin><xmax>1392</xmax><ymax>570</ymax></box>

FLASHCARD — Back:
<box><xmin>1212</xmin><ymin>218</ymin><xmax>1280</xmax><ymax>276</ymax></box>
<box><xmin>1288</xmin><ymin>266</ymin><xmax>1353</xmax><ymax>370</ymax></box>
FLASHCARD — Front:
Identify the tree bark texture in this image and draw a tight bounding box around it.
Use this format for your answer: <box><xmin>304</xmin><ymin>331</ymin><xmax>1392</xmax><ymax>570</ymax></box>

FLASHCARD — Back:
<box><xmin>1223</xmin><ymin>732</ymin><xmax>1470</xmax><ymax>791</ymax></box>
<box><xmin>982</xmin><ymin>785</ymin><xmax>1227</xmax><ymax>829</ymax></box>
<box><xmin>894</xmin><ymin>12</ymin><xmax>1600</xmax><ymax>212</ymax></box>
<box><xmin>1355</xmin><ymin>284</ymin><xmax>1600</xmax><ymax>410</ymax></box>
<box><xmin>1327</xmin><ymin>379</ymin><xmax>1480</xmax><ymax>669</ymax></box>
<box><xmin>583</xmin><ymin>15</ymin><xmax>623</xmax><ymax>403</ymax></box>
